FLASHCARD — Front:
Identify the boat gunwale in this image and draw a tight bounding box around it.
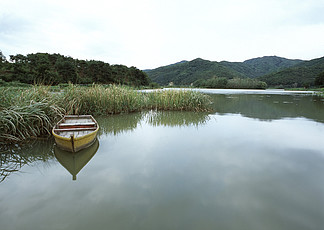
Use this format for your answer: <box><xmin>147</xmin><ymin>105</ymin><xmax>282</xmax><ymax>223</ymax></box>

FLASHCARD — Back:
<box><xmin>52</xmin><ymin>115</ymin><xmax>99</xmax><ymax>141</ymax></box>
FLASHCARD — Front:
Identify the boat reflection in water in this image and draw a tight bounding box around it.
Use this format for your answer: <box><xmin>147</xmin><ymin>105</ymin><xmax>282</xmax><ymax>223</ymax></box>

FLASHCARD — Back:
<box><xmin>54</xmin><ymin>138</ymin><xmax>99</xmax><ymax>180</ymax></box>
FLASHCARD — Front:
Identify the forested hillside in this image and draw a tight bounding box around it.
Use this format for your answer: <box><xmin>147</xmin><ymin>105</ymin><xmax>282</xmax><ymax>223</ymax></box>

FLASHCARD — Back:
<box><xmin>144</xmin><ymin>58</ymin><xmax>240</xmax><ymax>85</ymax></box>
<box><xmin>258</xmin><ymin>56</ymin><xmax>324</xmax><ymax>87</ymax></box>
<box><xmin>0</xmin><ymin>52</ymin><xmax>150</xmax><ymax>86</ymax></box>
<box><xmin>145</xmin><ymin>56</ymin><xmax>304</xmax><ymax>86</ymax></box>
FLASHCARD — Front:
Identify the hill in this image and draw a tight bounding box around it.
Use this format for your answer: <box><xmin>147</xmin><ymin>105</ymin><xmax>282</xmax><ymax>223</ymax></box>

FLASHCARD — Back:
<box><xmin>258</xmin><ymin>56</ymin><xmax>324</xmax><ymax>87</ymax></box>
<box><xmin>243</xmin><ymin>56</ymin><xmax>303</xmax><ymax>77</ymax></box>
<box><xmin>145</xmin><ymin>56</ymin><xmax>304</xmax><ymax>86</ymax></box>
<box><xmin>144</xmin><ymin>58</ymin><xmax>242</xmax><ymax>85</ymax></box>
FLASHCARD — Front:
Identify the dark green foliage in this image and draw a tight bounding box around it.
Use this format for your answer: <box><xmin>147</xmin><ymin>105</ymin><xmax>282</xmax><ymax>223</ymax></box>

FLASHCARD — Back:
<box><xmin>193</xmin><ymin>77</ymin><xmax>267</xmax><ymax>89</ymax></box>
<box><xmin>314</xmin><ymin>71</ymin><xmax>324</xmax><ymax>87</ymax></box>
<box><xmin>227</xmin><ymin>78</ymin><xmax>267</xmax><ymax>89</ymax></box>
<box><xmin>258</xmin><ymin>57</ymin><xmax>324</xmax><ymax>88</ymax></box>
<box><xmin>0</xmin><ymin>52</ymin><xmax>150</xmax><ymax>86</ymax></box>
<box><xmin>194</xmin><ymin>77</ymin><xmax>228</xmax><ymax>88</ymax></box>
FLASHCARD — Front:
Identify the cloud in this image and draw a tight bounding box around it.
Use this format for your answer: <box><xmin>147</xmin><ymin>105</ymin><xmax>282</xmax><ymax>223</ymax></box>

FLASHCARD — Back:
<box><xmin>0</xmin><ymin>0</ymin><xmax>323</xmax><ymax>69</ymax></box>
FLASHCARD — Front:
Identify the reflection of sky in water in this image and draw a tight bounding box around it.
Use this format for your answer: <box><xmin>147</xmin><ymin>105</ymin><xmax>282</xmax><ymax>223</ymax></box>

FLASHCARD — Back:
<box><xmin>1</xmin><ymin>113</ymin><xmax>324</xmax><ymax>230</ymax></box>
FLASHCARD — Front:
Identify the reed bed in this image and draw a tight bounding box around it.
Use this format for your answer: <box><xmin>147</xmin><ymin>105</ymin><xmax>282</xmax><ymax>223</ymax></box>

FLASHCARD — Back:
<box><xmin>58</xmin><ymin>85</ymin><xmax>211</xmax><ymax>114</ymax></box>
<box><xmin>145</xmin><ymin>89</ymin><xmax>211</xmax><ymax>112</ymax></box>
<box><xmin>0</xmin><ymin>85</ymin><xmax>211</xmax><ymax>143</ymax></box>
<box><xmin>59</xmin><ymin>84</ymin><xmax>145</xmax><ymax>115</ymax></box>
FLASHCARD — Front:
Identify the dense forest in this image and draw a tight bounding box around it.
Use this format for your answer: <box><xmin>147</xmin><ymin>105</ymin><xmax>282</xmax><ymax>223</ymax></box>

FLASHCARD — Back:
<box><xmin>145</xmin><ymin>56</ymin><xmax>324</xmax><ymax>88</ymax></box>
<box><xmin>0</xmin><ymin>52</ymin><xmax>150</xmax><ymax>86</ymax></box>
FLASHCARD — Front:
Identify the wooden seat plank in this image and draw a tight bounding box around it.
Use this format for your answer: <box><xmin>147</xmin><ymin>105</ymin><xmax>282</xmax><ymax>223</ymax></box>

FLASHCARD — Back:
<box><xmin>54</xmin><ymin>127</ymin><xmax>97</xmax><ymax>132</ymax></box>
<box><xmin>59</xmin><ymin>122</ymin><xmax>96</xmax><ymax>127</ymax></box>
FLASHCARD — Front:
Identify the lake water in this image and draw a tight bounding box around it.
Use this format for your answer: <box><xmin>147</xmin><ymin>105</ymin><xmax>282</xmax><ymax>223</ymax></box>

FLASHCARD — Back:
<box><xmin>1</xmin><ymin>89</ymin><xmax>324</xmax><ymax>230</ymax></box>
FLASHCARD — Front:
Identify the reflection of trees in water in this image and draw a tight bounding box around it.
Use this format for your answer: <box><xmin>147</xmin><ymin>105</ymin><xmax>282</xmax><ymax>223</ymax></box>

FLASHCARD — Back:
<box><xmin>209</xmin><ymin>94</ymin><xmax>324</xmax><ymax>123</ymax></box>
<box><xmin>97</xmin><ymin>110</ymin><xmax>211</xmax><ymax>136</ymax></box>
<box><xmin>96</xmin><ymin>112</ymin><xmax>144</xmax><ymax>136</ymax></box>
<box><xmin>0</xmin><ymin>139</ymin><xmax>55</xmax><ymax>183</ymax></box>
<box><xmin>145</xmin><ymin>110</ymin><xmax>210</xmax><ymax>127</ymax></box>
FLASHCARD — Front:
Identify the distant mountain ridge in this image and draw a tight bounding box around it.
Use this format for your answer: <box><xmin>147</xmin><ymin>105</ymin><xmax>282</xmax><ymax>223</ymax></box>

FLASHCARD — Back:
<box><xmin>144</xmin><ymin>56</ymin><xmax>322</xmax><ymax>87</ymax></box>
<box><xmin>145</xmin><ymin>58</ymin><xmax>241</xmax><ymax>85</ymax></box>
<box><xmin>258</xmin><ymin>56</ymin><xmax>324</xmax><ymax>87</ymax></box>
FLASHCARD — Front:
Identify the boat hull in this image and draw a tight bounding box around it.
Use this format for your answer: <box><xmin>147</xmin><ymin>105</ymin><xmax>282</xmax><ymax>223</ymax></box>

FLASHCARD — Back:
<box><xmin>52</xmin><ymin>115</ymin><xmax>99</xmax><ymax>152</ymax></box>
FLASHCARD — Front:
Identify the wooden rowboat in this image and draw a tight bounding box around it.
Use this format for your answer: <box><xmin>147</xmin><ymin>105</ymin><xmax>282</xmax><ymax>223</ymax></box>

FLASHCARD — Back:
<box><xmin>52</xmin><ymin>115</ymin><xmax>99</xmax><ymax>152</ymax></box>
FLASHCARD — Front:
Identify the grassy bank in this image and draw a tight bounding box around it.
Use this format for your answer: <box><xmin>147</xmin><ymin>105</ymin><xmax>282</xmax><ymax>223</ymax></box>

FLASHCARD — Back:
<box><xmin>0</xmin><ymin>85</ymin><xmax>211</xmax><ymax>144</ymax></box>
<box><xmin>284</xmin><ymin>87</ymin><xmax>324</xmax><ymax>97</ymax></box>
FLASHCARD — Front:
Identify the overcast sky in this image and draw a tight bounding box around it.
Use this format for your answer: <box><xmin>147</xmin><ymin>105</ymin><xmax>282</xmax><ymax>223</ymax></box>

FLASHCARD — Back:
<box><xmin>1</xmin><ymin>0</ymin><xmax>324</xmax><ymax>69</ymax></box>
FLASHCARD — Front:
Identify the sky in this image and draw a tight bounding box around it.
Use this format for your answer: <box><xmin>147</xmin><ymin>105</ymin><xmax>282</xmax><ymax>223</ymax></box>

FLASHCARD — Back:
<box><xmin>1</xmin><ymin>0</ymin><xmax>324</xmax><ymax>69</ymax></box>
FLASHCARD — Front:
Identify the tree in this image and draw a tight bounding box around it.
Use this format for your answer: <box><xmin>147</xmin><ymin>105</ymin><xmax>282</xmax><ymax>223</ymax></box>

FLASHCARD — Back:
<box><xmin>314</xmin><ymin>72</ymin><xmax>324</xmax><ymax>87</ymax></box>
<box><xmin>55</xmin><ymin>59</ymin><xmax>77</xmax><ymax>83</ymax></box>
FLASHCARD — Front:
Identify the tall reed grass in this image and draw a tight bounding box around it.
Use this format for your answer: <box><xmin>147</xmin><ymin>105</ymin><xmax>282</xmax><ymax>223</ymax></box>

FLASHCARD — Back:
<box><xmin>0</xmin><ymin>84</ymin><xmax>211</xmax><ymax>143</ymax></box>
<box><xmin>145</xmin><ymin>89</ymin><xmax>211</xmax><ymax>112</ymax></box>
<box><xmin>58</xmin><ymin>85</ymin><xmax>211</xmax><ymax>114</ymax></box>
<box><xmin>0</xmin><ymin>86</ymin><xmax>64</xmax><ymax>143</ymax></box>
<box><xmin>59</xmin><ymin>84</ymin><xmax>145</xmax><ymax>115</ymax></box>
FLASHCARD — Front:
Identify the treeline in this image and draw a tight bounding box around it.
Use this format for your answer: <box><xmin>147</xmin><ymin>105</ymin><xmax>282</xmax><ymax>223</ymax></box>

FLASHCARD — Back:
<box><xmin>0</xmin><ymin>52</ymin><xmax>150</xmax><ymax>86</ymax></box>
<box><xmin>193</xmin><ymin>77</ymin><xmax>267</xmax><ymax>89</ymax></box>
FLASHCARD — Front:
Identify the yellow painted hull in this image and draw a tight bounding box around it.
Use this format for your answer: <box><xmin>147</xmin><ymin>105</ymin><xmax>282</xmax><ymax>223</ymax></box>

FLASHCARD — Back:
<box><xmin>52</xmin><ymin>115</ymin><xmax>99</xmax><ymax>152</ymax></box>
<box><xmin>53</xmin><ymin>128</ymin><xmax>99</xmax><ymax>152</ymax></box>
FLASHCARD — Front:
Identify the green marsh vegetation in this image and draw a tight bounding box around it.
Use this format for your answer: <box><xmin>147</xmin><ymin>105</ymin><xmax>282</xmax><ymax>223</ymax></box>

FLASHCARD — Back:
<box><xmin>0</xmin><ymin>85</ymin><xmax>211</xmax><ymax>144</ymax></box>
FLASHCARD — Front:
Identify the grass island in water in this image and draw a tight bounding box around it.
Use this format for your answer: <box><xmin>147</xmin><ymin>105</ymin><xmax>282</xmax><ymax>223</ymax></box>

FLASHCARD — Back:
<box><xmin>0</xmin><ymin>84</ymin><xmax>211</xmax><ymax>144</ymax></box>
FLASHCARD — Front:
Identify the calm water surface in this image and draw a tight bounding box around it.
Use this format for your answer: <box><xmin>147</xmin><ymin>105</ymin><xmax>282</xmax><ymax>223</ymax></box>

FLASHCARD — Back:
<box><xmin>1</xmin><ymin>90</ymin><xmax>324</xmax><ymax>230</ymax></box>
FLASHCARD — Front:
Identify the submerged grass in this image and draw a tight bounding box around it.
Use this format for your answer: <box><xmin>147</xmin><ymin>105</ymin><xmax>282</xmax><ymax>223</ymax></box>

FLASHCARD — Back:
<box><xmin>0</xmin><ymin>84</ymin><xmax>211</xmax><ymax>143</ymax></box>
